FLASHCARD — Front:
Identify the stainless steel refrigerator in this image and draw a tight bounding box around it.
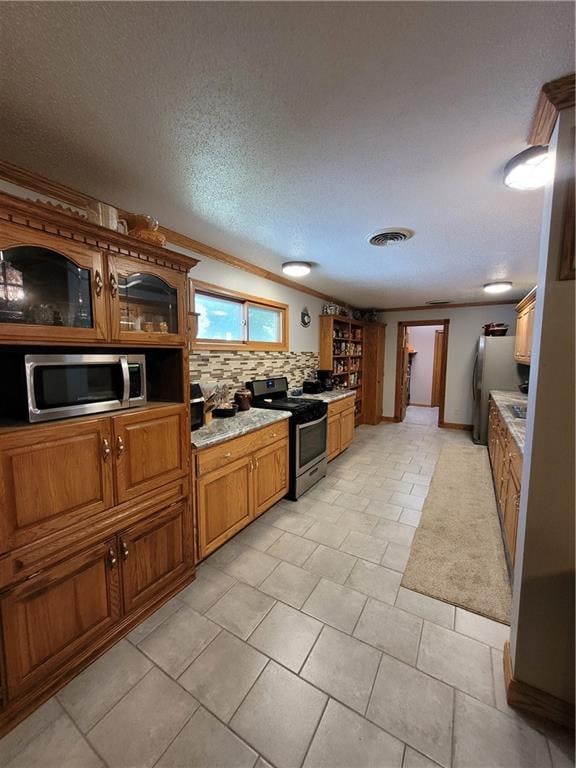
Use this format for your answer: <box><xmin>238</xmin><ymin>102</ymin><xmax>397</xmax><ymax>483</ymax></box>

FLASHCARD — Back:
<box><xmin>472</xmin><ymin>336</ymin><xmax>521</xmax><ymax>444</ymax></box>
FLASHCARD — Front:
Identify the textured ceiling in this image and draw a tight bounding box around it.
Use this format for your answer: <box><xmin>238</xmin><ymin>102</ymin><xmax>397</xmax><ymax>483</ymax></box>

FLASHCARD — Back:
<box><xmin>1</xmin><ymin>2</ymin><xmax>573</xmax><ymax>307</ymax></box>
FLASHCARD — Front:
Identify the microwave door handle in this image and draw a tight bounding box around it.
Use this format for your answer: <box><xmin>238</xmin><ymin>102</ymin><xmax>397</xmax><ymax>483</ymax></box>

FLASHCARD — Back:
<box><xmin>120</xmin><ymin>356</ymin><xmax>130</xmax><ymax>406</ymax></box>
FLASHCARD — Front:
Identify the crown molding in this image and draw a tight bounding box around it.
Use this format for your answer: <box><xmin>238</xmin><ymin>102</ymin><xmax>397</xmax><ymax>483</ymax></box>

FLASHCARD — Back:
<box><xmin>377</xmin><ymin>300</ymin><xmax>517</xmax><ymax>313</ymax></box>
<box><xmin>528</xmin><ymin>73</ymin><xmax>575</xmax><ymax>146</ymax></box>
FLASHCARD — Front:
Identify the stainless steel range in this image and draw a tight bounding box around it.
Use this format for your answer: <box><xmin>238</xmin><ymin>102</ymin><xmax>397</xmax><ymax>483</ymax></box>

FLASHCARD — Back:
<box><xmin>246</xmin><ymin>376</ymin><xmax>327</xmax><ymax>499</ymax></box>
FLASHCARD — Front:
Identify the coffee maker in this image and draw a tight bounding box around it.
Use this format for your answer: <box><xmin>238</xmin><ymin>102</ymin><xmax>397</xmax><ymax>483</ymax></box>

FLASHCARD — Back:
<box><xmin>317</xmin><ymin>370</ymin><xmax>334</xmax><ymax>391</ymax></box>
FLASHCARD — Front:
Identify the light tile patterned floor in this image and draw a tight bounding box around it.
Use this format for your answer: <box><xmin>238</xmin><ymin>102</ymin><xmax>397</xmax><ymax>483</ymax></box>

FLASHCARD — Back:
<box><xmin>1</xmin><ymin>420</ymin><xmax>573</xmax><ymax>768</ymax></box>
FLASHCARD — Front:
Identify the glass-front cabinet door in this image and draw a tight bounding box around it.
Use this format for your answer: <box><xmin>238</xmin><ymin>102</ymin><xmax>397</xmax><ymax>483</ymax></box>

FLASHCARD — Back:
<box><xmin>108</xmin><ymin>255</ymin><xmax>187</xmax><ymax>344</ymax></box>
<box><xmin>0</xmin><ymin>224</ymin><xmax>107</xmax><ymax>342</ymax></box>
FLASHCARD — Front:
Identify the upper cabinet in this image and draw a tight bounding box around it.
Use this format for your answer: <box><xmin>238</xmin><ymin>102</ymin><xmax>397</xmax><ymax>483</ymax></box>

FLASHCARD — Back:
<box><xmin>0</xmin><ymin>223</ymin><xmax>108</xmax><ymax>343</ymax></box>
<box><xmin>108</xmin><ymin>256</ymin><xmax>187</xmax><ymax>345</ymax></box>
<box><xmin>514</xmin><ymin>288</ymin><xmax>536</xmax><ymax>365</ymax></box>
<box><xmin>0</xmin><ymin>195</ymin><xmax>196</xmax><ymax>347</ymax></box>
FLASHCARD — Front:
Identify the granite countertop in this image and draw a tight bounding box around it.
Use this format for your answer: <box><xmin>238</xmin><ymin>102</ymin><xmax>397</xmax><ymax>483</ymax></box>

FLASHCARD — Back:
<box><xmin>490</xmin><ymin>390</ymin><xmax>528</xmax><ymax>454</ymax></box>
<box><xmin>296</xmin><ymin>390</ymin><xmax>356</xmax><ymax>404</ymax></box>
<box><xmin>192</xmin><ymin>409</ymin><xmax>290</xmax><ymax>450</ymax></box>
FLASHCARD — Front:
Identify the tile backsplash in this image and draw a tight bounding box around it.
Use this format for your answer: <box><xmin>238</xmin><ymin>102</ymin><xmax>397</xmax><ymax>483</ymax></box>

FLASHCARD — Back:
<box><xmin>189</xmin><ymin>350</ymin><xmax>319</xmax><ymax>391</ymax></box>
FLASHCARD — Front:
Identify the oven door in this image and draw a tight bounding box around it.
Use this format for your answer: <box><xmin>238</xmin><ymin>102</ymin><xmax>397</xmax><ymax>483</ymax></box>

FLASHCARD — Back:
<box><xmin>296</xmin><ymin>414</ymin><xmax>327</xmax><ymax>475</ymax></box>
<box><xmin>25</xmin><ymin>354</ymin><xmax>130</xmax><ymax>423</ymax></box>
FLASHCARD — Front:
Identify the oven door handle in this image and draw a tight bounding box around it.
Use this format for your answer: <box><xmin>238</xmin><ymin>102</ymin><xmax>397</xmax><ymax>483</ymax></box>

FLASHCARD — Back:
<box><xmin>297</xmin><ymin>413</ymin><xmax>327</xmax><ymax>430</ymax></box>
<box><xmin>120</xmin><ymin>355</ymin><xmax>130</xmax><ymax>406</ymax></box>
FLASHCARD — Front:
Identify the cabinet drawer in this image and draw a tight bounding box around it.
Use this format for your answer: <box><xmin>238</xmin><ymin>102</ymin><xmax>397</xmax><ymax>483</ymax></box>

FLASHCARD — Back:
<box><xmin>328</xmin><ymin>396</ymin><xmax>355</xmax><ymax>417</ymax></box>
<box><xmin>196</xmin><ymin>420</ymin><xmax>288</xmax><ymax>477</ymax></box>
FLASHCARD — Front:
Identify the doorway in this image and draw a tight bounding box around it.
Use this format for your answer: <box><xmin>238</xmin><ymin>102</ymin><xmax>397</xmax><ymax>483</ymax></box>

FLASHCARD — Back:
<box><xmin>394</xmin><ymin>320</ymin><xmax>450</xmax><ymax>426</ymax></box>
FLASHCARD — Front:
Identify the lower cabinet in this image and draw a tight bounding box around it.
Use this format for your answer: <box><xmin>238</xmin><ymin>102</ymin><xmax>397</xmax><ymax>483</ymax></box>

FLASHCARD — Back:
<box><xmin>1</xmin><ymin>538</ymin><xmax>121</xmax><ymax>700</ymax></box>
<box><xmin>195</xmin><ymin>426</ymin><xmax>289</xmax><ymax>560</ymax></box>
<box><xmin>326</xmin><ymin>397</ymin><xmax>356</xmax><ymax>462</ymax></box>
<box><xmin>0</xmin><ymin>497</ymin><xmax>194</xmax><ymax>707</ymax></box>
<box><xmin>488</xmin><ymin>399</ymin><xmax>523</xmax><ymax>570</ymax></box>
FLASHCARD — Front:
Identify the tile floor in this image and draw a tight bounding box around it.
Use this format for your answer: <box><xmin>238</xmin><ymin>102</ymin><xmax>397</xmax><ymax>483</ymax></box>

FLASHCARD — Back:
<box><xmin>1</xmin><ymin>420</ymin><xmax>573</xmax><ymax>768</ymax></box>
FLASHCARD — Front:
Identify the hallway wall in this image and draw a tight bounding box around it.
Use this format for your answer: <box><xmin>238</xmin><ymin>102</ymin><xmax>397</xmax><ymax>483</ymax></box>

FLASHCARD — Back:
<box><xmin>408</xmin><ymin>325</ymin><xmax>443</xmax><ymax>405</ymax></box>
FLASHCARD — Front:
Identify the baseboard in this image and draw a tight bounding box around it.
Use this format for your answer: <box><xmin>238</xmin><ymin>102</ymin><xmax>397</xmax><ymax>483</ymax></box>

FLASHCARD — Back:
<box><xmin>409</xmin><ymin>403</ymin><xmax>433</xmax><ymax>408</ymax></box>
<box><xmin>503</xmin><ymin>641</ymin><xmax>575</xmax><ymax>729</ymax></box>
<box><xmin>439</xmin><ymin>421</ymin><xmax>473</xmax><ymax>430</ymax></box>
<box><xmin>380</xmin><ymin>415</ymin><xmax>396</xmax><ymax>423</ymax></box>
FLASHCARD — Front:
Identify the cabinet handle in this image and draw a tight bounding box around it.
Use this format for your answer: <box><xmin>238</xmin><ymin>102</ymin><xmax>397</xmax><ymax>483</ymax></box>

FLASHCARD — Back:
<box><xmin>102</xmin><ymin>438</ymin><xmax>111</xmax><ymax>462</ymax></box>
<box><xmin>94</xmin><ymin>270</ymin><xmax>104</xmax><ymax>297</ymax></box>
<box><xmin>108</xmin><ymin>547</ymin><xmax>118</xmax><ymax>569</ymax></box>
<box><xmin>110</xmin><ymin>272</ymin><xmax>118</xmax><ymax>298</ymax></box>
<box><xmin>117</xmin><ymin>436</ymin><xmax>125</xmax><ymax>457</ymax></box>
<box><xmin>120</xmin><ymin>540</ymin><xmax>129</xmax><ymax>560</ymax></box>
<box><xmin>224</xmin><ymin>451</ymin><xmax>231</xmax><ymax>458</ymax></box>
<box><xmin>249</xmin><ymin>458</ymin><xmax>254</xmax><ymax>472</ymax></box>
<box><xmin>255</xmin><ymin>457</ymin><xmax>259</xmax><ymax>469</ymax></box>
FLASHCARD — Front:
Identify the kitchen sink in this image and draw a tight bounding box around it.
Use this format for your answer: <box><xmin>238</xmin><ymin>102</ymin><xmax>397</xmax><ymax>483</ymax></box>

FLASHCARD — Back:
<box><xmin>509</xmin><ymin>405</ymin><xmax>527</xmax><ymax>419</ymax></box>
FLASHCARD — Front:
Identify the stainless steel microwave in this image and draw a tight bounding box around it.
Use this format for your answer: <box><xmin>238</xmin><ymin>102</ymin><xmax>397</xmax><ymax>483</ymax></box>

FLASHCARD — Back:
<box><xmin>25</xmin><ymin>353</ymin><xmax>147</xmax><ymax>423</ymax></box>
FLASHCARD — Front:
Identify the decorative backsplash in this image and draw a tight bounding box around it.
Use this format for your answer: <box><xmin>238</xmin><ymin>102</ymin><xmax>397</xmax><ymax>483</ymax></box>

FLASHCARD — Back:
<box><xmin>189</xmin><ymin>350</ymin><xmax>319</xmax><ymax>391</ymax></box>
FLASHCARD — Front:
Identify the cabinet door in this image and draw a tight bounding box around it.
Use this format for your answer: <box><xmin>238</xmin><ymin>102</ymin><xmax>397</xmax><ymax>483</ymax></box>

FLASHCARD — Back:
<box><xmin>525</xmin><ymin>304</ymin><xmax>535</xmax><ymax>363</ymax></box>
<box><xmin>1</xmin><ymin>538</ymin><xmax>121</xmax><ymax>700</ymax></box>
<box><xmin>119</xmin><ymin>501</ymin><xmax>193</xmax><ymax>614</ymax></box>
<box><xmin>197</xmin><ymin>456</ymin><xmax>253</xmax><ymax>559</ymax></box>
<box><xmin>340</xmin><ymin>407</ymin><xmax>355</xmax><ymax>452</ymax></box>
<box><xmin>113</xmin><ymin>405</ymin><xmax>187</xmax><ymax>503</ymax></box>
<box><xmin>503</xmin><ymin>470</ymin><xmax>520</xmax><ymax>564</ymax></box>
<box><xmin>0</xmin><ymin>222</ymin><xmax>108</xmax><ymax>343</ymax></box>
<box><xmin>0</xmin><ymin>418</ymin><xmax>114</xmax><ymax>553</ymax></box>
<box><xmin>327</xmin><ymin>413</ymin><xmax>341</xmax><ymax>462</ymax></box>
<box><xmin>253</xmin><ymin>439</ymin><xmax>289</xmax><ymax>517</ymax></box>
<box><xmin>108</xmin><ymin>255</ymin><xmax>187</xmax><ymax>345</ymax></box>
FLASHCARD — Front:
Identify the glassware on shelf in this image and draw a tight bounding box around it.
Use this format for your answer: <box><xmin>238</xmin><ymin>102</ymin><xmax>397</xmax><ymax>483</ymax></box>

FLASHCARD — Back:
<box><xmin>118</xmin><ymin>272</ymin><xmax>177</xmax><ymax>335</ymax></box>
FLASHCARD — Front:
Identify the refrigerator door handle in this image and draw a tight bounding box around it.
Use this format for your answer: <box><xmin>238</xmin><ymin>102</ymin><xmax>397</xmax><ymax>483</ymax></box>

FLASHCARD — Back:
<box><xmin>472</xmin><ymin>353</ymin><xmax>479</xmax><ymax>401</ymax></box>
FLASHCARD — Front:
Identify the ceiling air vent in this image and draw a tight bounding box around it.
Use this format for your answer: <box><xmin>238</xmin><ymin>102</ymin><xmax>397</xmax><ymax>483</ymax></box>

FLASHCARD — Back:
<box><xmin>368</xmin><ymin>228</ymin><xmax>413</xmax><ymax>247</ymax></box>
<box><xmin>425</xmin><ymin>300</ymin><xmax>452</xmax><ymax>305</ymax></box>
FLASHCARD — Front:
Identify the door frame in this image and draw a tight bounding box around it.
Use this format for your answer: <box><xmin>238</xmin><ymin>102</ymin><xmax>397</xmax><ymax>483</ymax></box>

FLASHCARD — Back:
<box><xmin>394</xmin><ymin>319</ymin><xmax>450</xmax><ymax>427</ymax></box>
<box><xmin>431</xmin><ymin>329</ymin><xmax>445</xmax><ymax>407</ymax></box>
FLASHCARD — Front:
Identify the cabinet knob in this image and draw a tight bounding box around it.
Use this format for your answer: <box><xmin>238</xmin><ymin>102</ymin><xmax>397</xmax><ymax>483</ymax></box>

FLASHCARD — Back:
<box><xmin>224</xmin><ymin>451</ymin><xmax>231</xmax><ymax>458</ymax></box>
<box><xmin>271</xmin><ymin>432</ymin><xmax>277</xmax><ymax>438</ymax></box>
<box><xmin>117</xmin><ymin>436</ymin><xmax>125</xmax><ymax>457</ymax></box>
<box><xmin>108</xmin><ymin>547</ymin><xmax>118</xmax><ymax>569</ymax></box>
<box><xmin>109</xmin><ymin>272</ymin><xmax>118</xmax><ymax>298</ymax></box>
<box><xmin>94</xmin><ymin>270</ymin><xmax>104</xmax><ymax>297</ymax></box>
<box><xmin>120</xmin><ymin>540</ymin><xmax>129</xmax><ymax>560</ymax></box>
<box><xmin>102</xmin><ymin>438</ymin><xmax>111</xmax><ymax>462</ymax></box>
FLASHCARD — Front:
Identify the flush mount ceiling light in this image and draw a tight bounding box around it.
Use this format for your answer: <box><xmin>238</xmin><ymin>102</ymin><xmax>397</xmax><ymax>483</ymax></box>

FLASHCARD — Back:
<box><xmin>368</xmin><ymin>228</ymin><xmax>414</xmax><ymax>246</ymax></box>
<box><xmin>483</xmin><ymin>281</ymin><xmax>513</xmax><ymax>294</ymax></box>
<box><xmin>282</xmin><ymin>261</ymin><xmax>311</xmax><ymax>277</ymax></box>
<box><xmin>504</xmin><ymin>145</ymin><xmax>551</xmax><ymax>190</ymax></box>
<box><xmin>425</xmin><ymin>300</ymin><xmax>452</xmax><ymax>305</ymax></box>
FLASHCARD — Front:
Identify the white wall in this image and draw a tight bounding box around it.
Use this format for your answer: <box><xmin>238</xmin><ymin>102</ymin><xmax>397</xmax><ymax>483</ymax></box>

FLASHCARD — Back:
<box><xmin>380</xmin><ymin>305</ymin><xmax>517</xmax><ymax>424</ymax></box>
<box><xmin>408</xmin><ymin>325</ymin><xmax>443</xmax><ymax>405</ymax></box>
<box><xmin>171</xmin><ymin>244</ymin><xmax>324</xmax><ymax>353</ymax></box>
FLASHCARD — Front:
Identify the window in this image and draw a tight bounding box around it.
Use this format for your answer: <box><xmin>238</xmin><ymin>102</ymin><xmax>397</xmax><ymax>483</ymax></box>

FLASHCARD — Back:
<box><xmin>191</xmin><ymin>281</ymin><xmax>288</xmax><ymax>350</ymax></box>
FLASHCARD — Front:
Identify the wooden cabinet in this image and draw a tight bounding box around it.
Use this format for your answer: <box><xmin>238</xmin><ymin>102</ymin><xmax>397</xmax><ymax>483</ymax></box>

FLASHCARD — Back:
<box><xmin>114</xmin><ymin>405</ymin><xmax>188</xmax><ymax>503</ymax></box>
<box><xmin>1</xmin><ymin>537</ymin><xmax>121</xmax><ymax>700</ymax></box>
<box><xmin>0</xmin><ymin>418</ymin><xmax>114</xmax><ymax>554</ymax></box>
<box><xmin>488</xmin><ymin>398</ymin><xmax>523</xmax><ymax>569</ymax></box>
<box><xmin>253</xmin><ymin>440</ymin><xmax>289</xmax><ymax>517</ymax></box>
<box><xmin>194</xmin><ymin>423</ymin><xmax>289</xmax><ymax>559</ymax></box>
<box><xmin>326</xmin><ymin>396</ymin><xmax>355</xmax><ymax>462</ymax></box>
<box><xmin>119</xmin><ymin>501</ymin><xmax>192</xmax><ymax>614</ymax></box>
<box><xmin>363</xmin><ymin>324</ymin><xmax>386</xmax><ymax>425</ymax></box>
<box><xmin>514</xmin><ymin>288</ymin><xmax>536</xmax><ymax>364</ymax></box>
<box><xmin>0</xmin><ymin>221</ymin><xmax>109</xmax><ymax>344</ymax></box>
<box><xmin>108</xmin><ymin>255</ymin><xmax>188</xmax><ymax>346</ymax></box>
<box><xmin>319</xmin><ymin>315</ymin><xmax>364</xmax><ymax>420</ymax></box>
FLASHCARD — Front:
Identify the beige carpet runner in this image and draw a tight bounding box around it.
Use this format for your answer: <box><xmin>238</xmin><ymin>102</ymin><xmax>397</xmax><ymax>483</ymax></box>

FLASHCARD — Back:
<box><xmin>402</xmin><ymin>443</ymin><xmax>511</xmax><ymax>624</ymax></box>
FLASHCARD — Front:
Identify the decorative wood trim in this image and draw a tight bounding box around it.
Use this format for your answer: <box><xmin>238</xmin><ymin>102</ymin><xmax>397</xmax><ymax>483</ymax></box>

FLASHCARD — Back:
<box><xmin>439</xmin><ymin>422</ymin><xmax>473</xmax><ymax>431</ymax></box>
<box><xmin>515</xmin><ymin>287</ymin><xmax>537</xmax><ymax>313</ymax></box>
<box><xmin>503</xmin><ymin>641</ymin><xmax>575</xmax><ymax>729</ymax></box>
<box><xmin>0</xmin><ymin>160</ymin><xmax>93</xmax><ymax>208</ymax></box>
<box><xmin>528</xmin><ymin>74</ymin><xmax>576</xmax><ymax>146</ymax></box>
<box><xmin>0</xmin><ymin>191</ymin><xmax>198</xmax><ymax>273</ymax></box>
<box><xmin>394</xmin><ymin>320</ymin><xmax>450</xmax><ymax>426</ymax></box>
<box><xmin>379</xmin><ymin>300</ymin><xmax>516</xmax><ymax>313</ymax></box>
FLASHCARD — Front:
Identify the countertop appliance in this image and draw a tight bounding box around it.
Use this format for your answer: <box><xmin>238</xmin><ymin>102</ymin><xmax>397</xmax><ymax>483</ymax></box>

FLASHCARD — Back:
<box><xmin>303</xmin><ymin>379</ymin><xmax>323</xmax><ymax>394</ymax></box>
<box><xmin>472</xmin><ymin>336</ymin><xmax>523</xmax><ymax>444</ymax></box>
<box><xmin>190</xmin><ymin>382</ymin><xmax>205</xmax><ymax>431</ymax></box>
<box><xmin>246</xmin><ymin>376</ymin><xmax>327</xmax><ymax>499</ymax></box>
<box><xmin>317</xmin><ymin>370</ymin><xmax>334</xmax><ymax>391</ymax></box>
<box><xmin>23</xmin><ymin>353</ymin><xmax>146</xmax><ymax>423</ymax></box>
